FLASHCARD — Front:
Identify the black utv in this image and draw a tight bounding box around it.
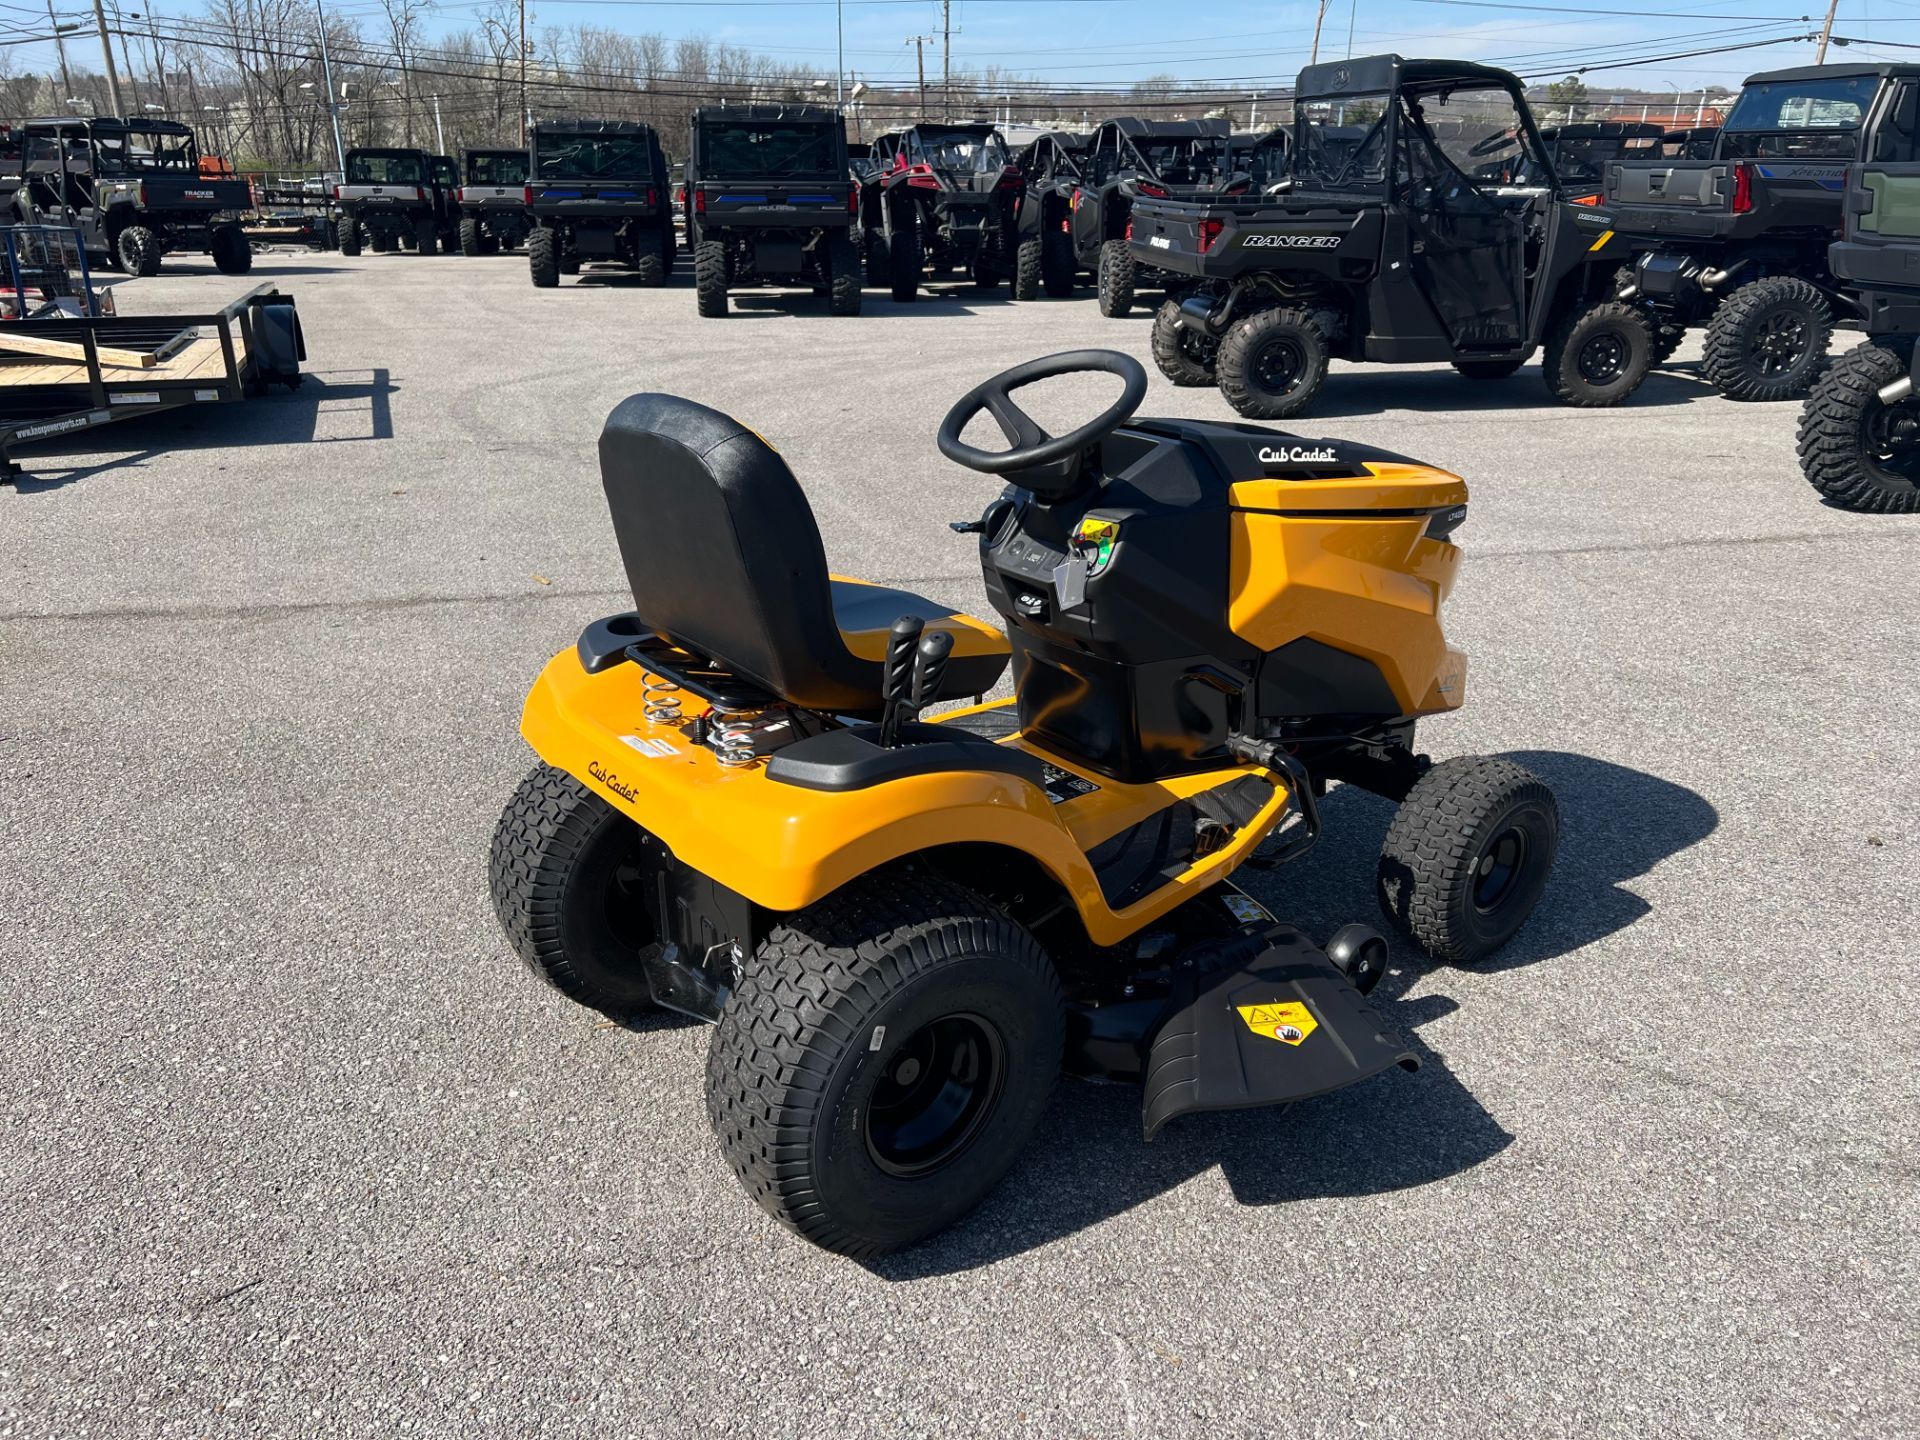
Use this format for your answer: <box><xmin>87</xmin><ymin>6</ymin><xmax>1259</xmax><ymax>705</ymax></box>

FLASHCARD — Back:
<box><xmin>526</xmin><ymin>120</ymin><xmax>674</xmax><ymax>288</ymax></box>
<box><xmin>7</xmin><ymin>117</ymin><xmax>252</xmax><ymax>276</ymax></box>
<box><xmin>1127</xmin><ymin>54</ymin><xmax>1647</xmax><ymax>418</ymax></box>
<box><xmin>682</xmin><ymin>104</ymin><xmax>860</xmax><ymax>317</ymax></box>
<box><xmin>1008</xmin><ymin>130</ymin><xmax>1088</xmax><ymax>299</ymax></box>
<box><xmin>457</xmin><ymin>147</ymin><xmax>531</xmax><ymax>254</ymax></box>
<box><xmin>1531</xmin><ymin>121</ymin><xmax>1664</xmax><ymax>200</ymax></box>
<box><xmin>858</xmin><ymin>123</ymin><xmax>1021</xmax><ymax>300</ymax></box>
<box><xmin>336</xmin><ymin>148</ymin><xmax>457</xmax><ymax>255</ymax></box>
<box><xmin>1068</xmin><ymin>117</ymin><xmax>1237</xmax><ymax>317</ymax></box>
<box><xmin>1599</xmin><ymin>64</ymin><xmax>1920</xmax><ymax>400</ymax></box>
<box><xmin>1798</xmin><ymin>118</ymin><xmax>1920</xmax><ymax>512</ymax></box>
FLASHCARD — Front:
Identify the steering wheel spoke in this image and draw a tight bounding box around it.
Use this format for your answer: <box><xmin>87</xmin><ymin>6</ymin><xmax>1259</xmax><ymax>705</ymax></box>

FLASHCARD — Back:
<box><xmin>983</xmin><ymin>389</ymin><xmax>1050</xmax><ymax>450</ymax></box>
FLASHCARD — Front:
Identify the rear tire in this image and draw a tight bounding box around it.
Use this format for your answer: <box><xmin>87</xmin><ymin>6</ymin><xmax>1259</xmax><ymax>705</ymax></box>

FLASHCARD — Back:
<box><xmin>1796</xmin><ymin>337</ymin><xmax>1920</xmax><ymax>513</ymax></box>
<box><xmin>1096</xmin><ymin>237</ymin><xmax>1134</xmax><ymax>317</ymax></box>
<box><xmin>115</xmin><ymin>224</ymin><xmax>161</xmax><ymax>277</ymax></box>
<box><xmin>888</xmin><ymin>224</ymin><xmax>920</xmax><ymax>303</ymax></box>
<box><xmin>634</xmin><ymin>245</ymin><xmax>666</xmax><ymax>286</ymax></box>
<box><xmin>1377</xmin><ymin>756</ymin><xmax>1559</xmax><ymax>965</ymax></box>
<box><xmin>337</xmin><ymin>220</ymin><xmax>361</xmax><ymax>257</ymax></box>
<box><xmin>488</xmin><ymin>763</ymin><xmax>660</xmax><ymax>1019</ymax></box>
<box><xmin>210</xmin><ymin>223</ymin><xmax>252</xmax><ymax>275</ymax></box>
<box><xmin>1216</xmin><ymin>306</ymin><xmax>1328</xmax><ymax>419</ymax></box>
<box><xmin>695</xmin><ymin>239</ymin><xmax>728</xmax><ymax>317</ymax></box>
<box><xmin>528</xmin><ymin>226</ymin><xmax>559</xmax><ymax>287</ymax></box>
<box><xmin>1542</xmin><ymin>300</ymin><xmax>1652</xmax><ymax>407</ymax></box>
<box><xmin>413</xmin><ymin>216</ymin><xmax>438</xmax><ymax>256</ymax></box>
<box><xmin>1452</xmin><ymin>357</ymin><xmax>1524</xmax><ymax>380</ymax></box>
<box><xmin>1701</xmin><ymin>275</ymin><xmax>1832</xmax><ymax>401</ymax></box>
<box><xmin>459</xmin><ymin>217</ymin><xmax>482</xmax><ymax>256</ymax></box>
<box><xmin>1150</xmin><ymin>298</ymin><xmax>1218</xmax><ymax>386</ymax></box>
<box><xmin>705</xmin><ymin>874</ymin><xmax>1063</xmax><ymax>1258</ymax></box>
<box><xmin>827</xmin><ymin>233</ymin><xmax>862</xmax><ymax>315</ymax></box>
<box><xmin>1041</xmin><ymin>226</ymin><xmax>1075</xmax><ymax>296</ymax></box>
<box><xmin>1013</xmin><ymin>237</ymin><xmax>1041</xmax><ymax>300</ymax></box>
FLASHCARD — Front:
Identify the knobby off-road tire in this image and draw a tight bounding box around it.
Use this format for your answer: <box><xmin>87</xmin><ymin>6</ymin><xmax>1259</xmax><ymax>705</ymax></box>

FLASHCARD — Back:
<box><xmin>1096</xmin><ymin>238</ymin><xmax>1135</xmax><ymax>317</ymax></box>
<box><xmin>1796</xmin><ymin>337</ymin><xmax>1920</xmax><ymax>514</ymax></box>
<box><xmin>1041</xmin><ymin>227</ymin><xmax>1075</xmax><ymax>297</ymax></box>
<box><xmin>370</xmin><ymin>228</ymin><xmax>394</xmax><ymax>254</ymax></box>
<box><xmin>210</xmin><ymin>223</ymin><xmax>252</xmax><ymax>275</ymax></box>
<box><xmin>634</xmin><ymin>228</ymin><xmax>669</xmax><ymax>286</ymax></box>
<box><xmin>863</xmin><ymin>228</ymin><xmax>890</xmax><ymax>288</ymax></box>
<box><xmin>694</xmin><ymin>239</ymin><xmax>728</xmax><ymax>317</ymax></box>
<box><xmin>488</xmin><ymin>763</ymin><xmax>658</xmax><ymax>1019</ymax></box>
<box><xmin>827</xmin><ymin>234</ymin><xmax>862</xmax><ymax>316</ymax></box>
<box><xmin>459</xmin><ymin>218</ymin><xmax>482</xmax><ymax>257</ymax></box>
<box><xmin>1542</xmin><ymin>300</ymin><xmax>1652</xmax><ymax>407</ymax></box>
<box><xmin>1453</xmin><ymin>357</ymin><xmax>1524</xmax><ymax>380</ymax></box>
<box><xmin>413</xmin><ymin>217</ymin><xmax>438</xmax><ymax>256</ymax></box>
<box><xmin>888</xmin><ymin>225</ymin><xmax>920</xmax><ymax>303</ymax></box>
<box><xmin>1150</xmin><ymin>298</ymin><xmax>1218</xmax><ymax>386</ymax></box>
<box><xmin>706</xmin><ymin>873</ymin><xmax>1064</xmax><ymax>1258</ymax></box>
<box><xmin>1216</xmin><ymin>307</ymin><xmax>1328</xmax><ymax>419</ymax></box>
<box><xmin>1649</xmin><ymin>324</ymin><xmax>1685</xmax><ymax>367</ymax></box>
<box><xmin>1013</xmin><ymin>237</ymin><xmax>1042</xmax><ymax>300</ymax></box>
<box><xmin>1702</xmin><ymin>275</ymin><xmax>1832</xmax><ymax>402</ymax></box>
<box><xmin>116</xmin><ymin>224</ymin><xmax>162</xmax><ymax>277</ymax></box>
<box><xmin>528</xmin><ymin>227</ymin><xmax>560</xmax><ymax>288</ymax></box>
<box><xmin>479</xmin><ymin>230</ymin><xmax>501</xmax><ymax>255</ymax></box>
<box><xmin>1377</xmin><ymin>756</ymin><xmax>1559</xmax><ymax>965</ymax></box>
<box><xmin>337</xmin><ymin>220</ymin><xmax>362</xmax><ymax>256</ymax></box>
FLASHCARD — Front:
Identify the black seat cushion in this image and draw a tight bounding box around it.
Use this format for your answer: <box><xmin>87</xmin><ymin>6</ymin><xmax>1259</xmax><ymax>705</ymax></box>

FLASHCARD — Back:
<box><xmin>599</xmin><ymin>394</ymin><xmax>1006</xmax><ymax>714</ymax></box>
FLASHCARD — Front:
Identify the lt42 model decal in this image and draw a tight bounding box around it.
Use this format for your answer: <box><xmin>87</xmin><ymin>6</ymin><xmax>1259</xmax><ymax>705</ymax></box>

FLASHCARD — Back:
<box><xmin>1240</xmin><ymin>233</ymin><xmax>1342</xmax><ymax>249</ymax></box>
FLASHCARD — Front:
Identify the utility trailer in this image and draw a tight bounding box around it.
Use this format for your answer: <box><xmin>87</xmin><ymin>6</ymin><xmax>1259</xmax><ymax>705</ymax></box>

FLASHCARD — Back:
<box><xmin>0</xmin><ymin>282</ymin><xmax>303</xmax><ymax>480</ymax></box>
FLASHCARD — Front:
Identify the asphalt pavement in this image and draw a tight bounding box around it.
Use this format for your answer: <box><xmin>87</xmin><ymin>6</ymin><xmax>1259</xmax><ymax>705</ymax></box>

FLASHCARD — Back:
<box><xmin>1</xmin><ymin>248</ymin><xmax>1915</xmax><ymax>1439</ymax></box>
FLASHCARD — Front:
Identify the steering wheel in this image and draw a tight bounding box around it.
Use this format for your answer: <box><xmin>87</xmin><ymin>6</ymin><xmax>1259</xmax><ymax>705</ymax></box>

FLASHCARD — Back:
<box><xmin>1469</xmin><ymin>130</ymin><xmax>1520</xmax><ymax>158</ymax></box>
<box><xmin>936</xmin><ymin>350</ymin><xmax>1148</xmax><ymax>475</ymax></box>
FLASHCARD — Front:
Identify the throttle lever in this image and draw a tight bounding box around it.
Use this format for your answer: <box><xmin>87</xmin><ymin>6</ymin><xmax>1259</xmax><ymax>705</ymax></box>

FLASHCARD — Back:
<box><xmin>879</xmin><ymin>615</ymin><xmax>925</xmax><ymax>748</ymax></box>
<box><xmin>907</xmin><ymin>630</ymin><xmax>955</xmax><ymax>724</ymax></box>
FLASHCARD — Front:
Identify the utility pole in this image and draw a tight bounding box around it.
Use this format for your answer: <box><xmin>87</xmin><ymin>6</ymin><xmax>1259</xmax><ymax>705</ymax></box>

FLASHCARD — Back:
<box><xmin>48</xmin><ymin>0</ymin><xmax>73</xmax><ymax>100</ymax></box>
<box><xmin>1816</xmin><ymin>0</ymin><xmax>1840</xmax><ymax>62</ymax></box>
<box><xmin>431</xmin><ymin>94</ymin><xmax>444</xmax><ymax>151</ymax></box>
<box><xmin>1309</xmin><ymin>0</ymin><xmax>1330</xmax><ymax>67</ymax></box>
<box><xmin>1346</xmin><ymin>0</ymin><xmax>1359</xmax><ymax>58</ymax></box>
<box><xmin>518</xmin><ymin>0</ymin><xmax>528</xmax><ymax>145</ymax></box>
<box><xmin>834</xmin><ymin>0</ymin><xmax>843</xmax><ymax>106</ymax></box>
<box><xmin>88</xmin><ymin>0</ymin><xmax>123</xmax><ymax>117</ymax></box>
<box><xmin>941</xmin><ymin>0</ymin><xmax>950</xmax><ymax>119</ymax></box>
<box><xmin>909</xmin><ymin>35</ymin><xmax>931</xmax><ymax>117</ymax></box>
<box><xmin>144</xmin><ymin>11</ymin><xmax>169</xmax><ymax>112</ymax></box>
<box><xmin>110</xmin><ymin>2</ymin><xmax>139</xmax><ymax>112</ymax></box>
<box><xmin>314</xmin><ymin>0</ymin><xmax>346</xmax><ymax>174</ymax></box>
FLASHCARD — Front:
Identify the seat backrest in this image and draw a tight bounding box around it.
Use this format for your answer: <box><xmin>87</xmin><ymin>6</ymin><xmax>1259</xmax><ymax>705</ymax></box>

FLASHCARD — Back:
<box><xmin>598</xmin><ymin>393</ymin><xmax>874</xmax><ymax>710</ymax></box>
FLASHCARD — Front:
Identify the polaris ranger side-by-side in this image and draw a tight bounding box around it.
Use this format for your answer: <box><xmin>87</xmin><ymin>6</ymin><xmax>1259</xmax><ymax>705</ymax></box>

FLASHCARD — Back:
<box><xmin>1128</xmin><ymin>54</ymin><xmax>1645</xmax><ymax>418</ymax></box>
<box><xmin>526</xmin><ymin>121</ymin><xmax>674</xmax><ymax>288</ymax></box>
<box><xmin>457</xmin><ymin>147</ymin><xmax>531</xmax><ymax>254</ymax></box>
<box><xmin>1798</xmin><ymin>123</ymin><xmax>1920</xmax><ymax>511</ymax></box>
<box><xmin>1600</xmin><ymin>64</ymin><xmax>1920</xmax><ymax>400</ymax></box>
<box><xmin>859</xmin><ymin>123</ymin><xmax>1021</xmax><ymax>300</ymax></box>
<box><xmin>1009</xmin><ymin>130</ymin><xmax>1088</xmax><ymax>299</ymax></box>
<box><xmin>1070</xmin><ymin>117</ymin><xmax>1238</xmax><ymax>317</ymax></box>
<box><xmin>336</xmin><ymin>148</ymin><xmax>457</xmax><ymax>256</ymax></box>
<box><xmin>681</xmin><ymin>105</ymin><xmax>860</xmax><ymax>317</ymax></box>
<box><xmin>6</xmin><ymin>118</ymin><xmax>252</xmax><ymax>276</ymax></box>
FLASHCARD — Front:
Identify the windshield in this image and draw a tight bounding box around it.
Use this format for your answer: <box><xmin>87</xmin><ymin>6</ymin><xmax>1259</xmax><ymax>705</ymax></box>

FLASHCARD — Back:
<box><xmin>701</xmin><ymin>122</ymin><xmax>840</xmax><ymax>178</ymax></box>
<box><xmin>535</xmin><ymin>132</ymin><xmax>654</xmax><ymax>180</ymax></box>
<box><xmin>1722</xmin><ymin>75</ymin><xmax>1874</xmax><ymax>158</ymax></box>
<box><xmin>911</xmin><ymin>130</ymin><xmax>1006</xmax><ymax>172</ymax></box>
<box><xmin>468</xmin><ymin>152</ymin><xmax>526</xmax><ymax>186</ymax></box>
<box><xmin>348</xmin><ymin>152</ymin><xmax>424</xmax><ymax>185</ymax></box>
<box><xmin>1400</xmin><ymin>84</ymin><xmax>1543</xmax><ymax>187</ymax></box>
<box><xmin>94</xmin><ymin>129</ymin><xmax>196</xmax><ymax>176</ymax></box>
<box><xmin>1296</xmin><ymin>101</ymin><xmax>1390</xmax><ymax>189</ymax></box>
<box><xmin>1552</xmin><ymin>132</ymin><xmax>1660</xmax><ymax>182</ymax></box>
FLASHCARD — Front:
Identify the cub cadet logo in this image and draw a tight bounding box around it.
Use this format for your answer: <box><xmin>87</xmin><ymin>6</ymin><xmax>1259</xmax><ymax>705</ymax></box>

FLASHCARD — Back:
<box><xmin>1259</xmin><ymin>445</ymin><xmax>1336</xmax><ymax>464</ymax></box>
<box><xmin>1241</xmin><ymin>233</ymin><xmax>1341</xmax><ymax>249</ymax></box>
<box><xmin>1237</xmin><ymin>1001</ymin><xmax>1318</xmax><ymax>1046</ymax></box>
<box><xmin>586</xmin><ymin>759</ymin><xmax>638</xmax><ymax>803</ymax></box>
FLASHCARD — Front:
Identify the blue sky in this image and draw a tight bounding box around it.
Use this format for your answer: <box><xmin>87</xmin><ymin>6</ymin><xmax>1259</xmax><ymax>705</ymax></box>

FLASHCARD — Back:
<box><xmin>15</xmin><ymin>0</ymin><xmax>1916</xmax><ymax>99</ymax></box>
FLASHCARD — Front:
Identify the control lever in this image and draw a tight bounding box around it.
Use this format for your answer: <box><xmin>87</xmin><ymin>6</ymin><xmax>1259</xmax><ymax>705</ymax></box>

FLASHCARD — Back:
<box><xmin>879</xmin><ymin>614</ymin><xmax>925</xmax><ymax>748</ymax></box>
<box><xmin>907</xmin><ymin>630</ymin><xmax>955</xmax><ymax>724</ymax></box>
<box><xmin>948</xmin><ymin>518</ymin><xmax>986</xmax><ymax>534</ymax></box>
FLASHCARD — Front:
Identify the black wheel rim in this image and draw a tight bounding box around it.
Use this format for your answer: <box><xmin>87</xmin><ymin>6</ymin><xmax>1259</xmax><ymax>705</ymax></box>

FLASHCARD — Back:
<box><xmin>1576</xmin><ymin>331</ymin><xmax>1627</xmax><ymax>385</ymax></box>
<box><xmin>1860</xmin><ymin>395</ymin><xmax>1920</xmax><ymax>488</ymax></box>
<box><xmin>1751</xmin><ymin>307</ymin><xmax>1810</xmax><ymax>378</ymax></box>
<box><xmin>864</xmin><ymin>1013</ymin><xmax>1005</xmax><ymax>1179</ymax></box>
<box><xmin>1252</xmin><ymin>335</ymin><xmax>1305</xmax><ymax>396</ymax></box>
<box><xmin>1473</xmin><ymin>827</ymin><xmax>1529</xmax><ymax>914</ymax></box>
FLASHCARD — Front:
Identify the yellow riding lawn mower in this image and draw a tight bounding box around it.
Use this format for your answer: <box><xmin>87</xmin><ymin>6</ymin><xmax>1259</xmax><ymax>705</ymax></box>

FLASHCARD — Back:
<box><xmin>489</xmin><ymin>351</ymin><xmax>1558</xmax><ymax>1258</ymax></box>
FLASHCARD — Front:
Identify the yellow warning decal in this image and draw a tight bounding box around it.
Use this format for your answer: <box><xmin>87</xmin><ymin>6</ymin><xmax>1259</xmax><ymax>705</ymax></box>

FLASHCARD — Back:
<box><xmin>1587</xmin><ymin>228</ymin><xmax>1615</xmax><ymax>253</ymax></box>
<box><xmin>1236</xmin><ymin>1001</ymin><xmax>1317</xmax><ymax>1046</ymax></box>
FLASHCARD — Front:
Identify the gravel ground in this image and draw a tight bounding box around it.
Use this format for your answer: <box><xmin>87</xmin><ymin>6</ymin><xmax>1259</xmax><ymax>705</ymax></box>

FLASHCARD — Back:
<box><xmin>1</xmin><ymin>247</ymin><xmax>1915</xmax><ymax>1440</ymax></box>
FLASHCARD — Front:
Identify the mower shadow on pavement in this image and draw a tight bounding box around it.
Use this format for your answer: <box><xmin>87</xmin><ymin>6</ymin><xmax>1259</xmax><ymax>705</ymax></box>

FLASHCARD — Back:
<box><xmin>868</xmin><ymin>751</ymin><xmax>1716</xmax><ymax>1278</ymax></box>
<box><xmin>4</xmin><ymin>368</ymin><xmax>396</xmax><ymax>494</ymax></box>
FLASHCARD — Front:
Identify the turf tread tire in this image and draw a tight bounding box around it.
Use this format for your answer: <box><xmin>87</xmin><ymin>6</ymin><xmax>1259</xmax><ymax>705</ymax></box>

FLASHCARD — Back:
<box><xmin>1795</xmin><ymin>337</ymin><xmax>1920</xmax><ymax>514</ymax></box>
<box><xmin>1701</xmin><ymin>275</ymin><xmax>1832</xmax><ymax>402</ymax></box>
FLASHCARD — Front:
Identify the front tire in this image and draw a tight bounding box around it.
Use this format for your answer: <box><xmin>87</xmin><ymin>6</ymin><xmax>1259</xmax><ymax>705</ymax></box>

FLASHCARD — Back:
<box><xmin>694</xmin><ymin>239</ymin><xmax>728</xmax><ymax>317</ymax></box>
<box><xmin>1150</xmin><ymin>298</ymin><xmax>1217</xmax><ymax>386</ymax></box>
<box><xmin>1377</xmin><ymin>756</ymin><xmax>1559</xmax><ymax>965</ymax></box>
<box><xmin>1096</xmin><ymin>237</ymin><xmax>1134</xmax><ymax>317</ymax></box>
<box><xmin>1796</xmin><ymin>337</ymin><xmax>1920</xmax><ymax>513</ymax></box>
<box><xmin>1702</xmin><ymin>275</ymin><xmax>1832</xmax><ymax>401</ymax></box>
<box><xmin>1012</xmin><ymin>237</ymin><xmax>1041</xmax><ymax>300</ymax></box>
<box><xmin>210</xmin><ymin>223</ymin><xmax>252</xmax><ymax>275</ymax></box>
<box><xmin>488</xmin><ymin>764</ymin><xmax>659</xmax><ymax>1018</ymax></box>
<box><xmin>1216</xmin><ymin>306</ymin><xmax>1328</xmax><ymax>419</ymax></box>
<box><xmin>1542</xmin><ymin>300</ymin><xmax>1652</xmax><ymax>407</ymax></box>
<box><xmin>706</xmin><ymin>874</ymin><xmax>1063</xmax><ymax>1258</ymax></box>
<box><xmin>528</xmin><ymin>226</ymin><xmax>559</xmax><ymax>287</ymax></box>
<box><xmin>116</xmin><ymin>224</ymin><xmax>161</xmax><ymax>277</ymax></box>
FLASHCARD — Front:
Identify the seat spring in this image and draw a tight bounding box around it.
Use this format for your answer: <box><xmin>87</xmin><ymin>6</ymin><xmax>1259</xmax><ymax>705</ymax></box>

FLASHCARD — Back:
<box><xmin>641</xmin><ymin>669</ymin><xmax>683</xmax><ymax>724</ymax></box>
<box><xmin>710</xmin><ymin>710</ymin><xmax>760</xmax><ymax>768</ymax></box>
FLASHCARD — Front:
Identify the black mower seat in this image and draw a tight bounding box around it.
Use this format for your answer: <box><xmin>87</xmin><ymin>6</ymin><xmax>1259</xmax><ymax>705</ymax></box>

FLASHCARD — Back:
<box><xmin>599</xmin><ymin>393</ymin><xmax>1009</xmax><ymax>716</ymax></box>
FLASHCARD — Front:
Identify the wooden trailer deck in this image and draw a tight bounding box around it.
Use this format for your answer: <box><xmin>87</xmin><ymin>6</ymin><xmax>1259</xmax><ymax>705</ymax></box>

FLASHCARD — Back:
<box><xmin>0</xmin><ymin>324</ymin><xmax>247</xmax><ymax>389</ymax></box>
